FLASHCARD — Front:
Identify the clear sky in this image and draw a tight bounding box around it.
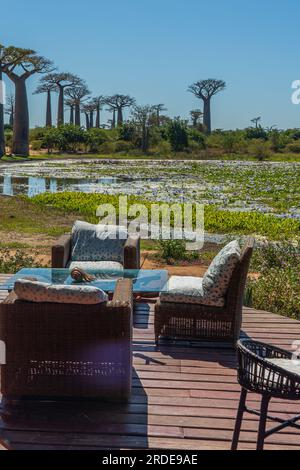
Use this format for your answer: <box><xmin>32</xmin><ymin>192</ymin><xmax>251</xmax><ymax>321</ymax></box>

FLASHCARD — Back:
<box><xmin>1</xmin><ymin>0</ymin><xmax>300</xmax><ymax>129</ymax></box>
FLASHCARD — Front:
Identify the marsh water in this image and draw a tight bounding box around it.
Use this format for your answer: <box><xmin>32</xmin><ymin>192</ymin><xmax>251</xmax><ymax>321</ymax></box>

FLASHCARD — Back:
<box><xmin>0</xmin><ymin>158</ymin><xmax>299</xmax><ymax>220</ymax></box>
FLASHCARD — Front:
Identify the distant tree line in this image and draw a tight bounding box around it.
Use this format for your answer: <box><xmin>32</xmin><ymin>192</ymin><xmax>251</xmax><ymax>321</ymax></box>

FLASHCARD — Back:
<box><xmin>0</xmin><ymin>43</ymin><xmax>230</xmax><ymax>157</ymax></box>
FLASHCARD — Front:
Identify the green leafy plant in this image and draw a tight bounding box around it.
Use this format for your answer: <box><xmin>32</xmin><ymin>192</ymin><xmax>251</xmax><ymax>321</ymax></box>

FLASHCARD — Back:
<box><xmin>0</xmin><ymin>249</ymin><xmax>42</xmax><ymax>274</ymax></box>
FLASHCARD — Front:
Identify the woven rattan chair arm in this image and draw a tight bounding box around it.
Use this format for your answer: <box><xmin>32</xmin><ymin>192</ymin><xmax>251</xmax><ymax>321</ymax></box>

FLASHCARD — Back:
<box><xmin>124</xmin><ymin>235</ymin><xmax>140</xmax><ymax>269</ymax></box>
<box><xmin>52</xmin><ymin>233</ymin><xmax>71</xmax><ymax>268</ymax></box>
<box><xmin>107</xmin><ymin>279</ymin><xmax>133</xmax><ymax>309</ymax></box>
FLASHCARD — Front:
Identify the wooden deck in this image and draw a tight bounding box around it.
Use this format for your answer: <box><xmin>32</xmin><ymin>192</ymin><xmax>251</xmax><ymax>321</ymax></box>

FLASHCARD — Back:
<box><xmin>0</xmin><ymin>273</ymin><xmax>300</xmax><ymax>450</ymax></box>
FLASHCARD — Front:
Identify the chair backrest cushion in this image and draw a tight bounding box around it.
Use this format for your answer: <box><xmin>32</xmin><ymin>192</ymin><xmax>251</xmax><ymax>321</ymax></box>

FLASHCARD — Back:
<box><xmin>14</xmin><ymin>279</ymin><xmax>108</xmax><ymax>305</ymax></box>
<box><xmin>71</xmin><ymin>220</ymin><xmax>127</xmax><ymax>263</ymax></box>
<box><xmin>202</xmin><ymin>240</ymin><xmax>241</xmax><ymax>304</ymax></box>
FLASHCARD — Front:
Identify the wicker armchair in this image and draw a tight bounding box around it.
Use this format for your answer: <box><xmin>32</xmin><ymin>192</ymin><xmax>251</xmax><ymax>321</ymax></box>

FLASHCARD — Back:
<box><xmin>52</xmin><ymin>230</ymin><xmax>140</xmax><ymax>269</ymax></box>
<box><xmin>154</xmin><ymin>238</ymin><xmax>254</xmax><ymax>345</ymax></box>
<box><xmin>232</xmin><ymin>339</ymin><xmax>300</xmax><ymax>450</ymax></box>
<box><xmin>0</xmin><ymin>279</ymin><xmax>133</xmax><ymax>402</ymax></box>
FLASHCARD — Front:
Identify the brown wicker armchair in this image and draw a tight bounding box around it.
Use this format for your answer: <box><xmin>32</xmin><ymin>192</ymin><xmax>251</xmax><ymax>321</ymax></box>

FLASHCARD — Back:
<box><xmin>0</xmin><ymin>279</ymin><xmax>133</xmax><ymax>402</ymax></box>
<box><xmin>155</xmin><ymin>238</ymin><xmax>254</xmax><ymax>345</ymax></box>
<box><xmin>52</xmin><ymin>232</ymin><xmax>140</xmax><ymax>269</ymax></box>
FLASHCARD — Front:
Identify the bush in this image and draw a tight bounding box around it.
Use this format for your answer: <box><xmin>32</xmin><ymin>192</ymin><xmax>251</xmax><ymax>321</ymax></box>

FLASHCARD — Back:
<box><xmin>188</xmin><ymin>129</ymin><xmax>206</xmax><ymax>149</ymax></box>
<box><xmin>245</xmin><ymin>126</ymin><xmax>268</xmax><ymax>140</ymax></box>
<box><xmin>245</xmin><ymin>242</ymin><xmax>300</xmax><ymax>319</ymax></box>
<box><xmin>248</xmin><ymin>139</ymin><xmax>270</xmax><ymax>161</ymax></box>
<box><xmin>98</xmin><ymin>141</ymin><xmax>117</xmax><ymax>154</ymax></box>
<box><xmin>286</xmin><ymin>142</ymin><xmax>300</xmax><ymax>154</ymax></box>
<box><xmin>115</xmin><ymin>140</ymin><xmax>135</xmax><ymax>153</ymax></box>
<box><xmin>167</xmin><ymin>119</ymin><xmax>188</xmax><ymax>151</ymax></box>
<box><xmin>119</xmin><ymin>123</ymin><xmax>136</xmax><ymax>142</ymax></box>
<box><xmin>152</xmin><ymin>140</ymin><xmax>172</xmax><ymax>157</ymax></box>
<box><xmin>86</xmin><ymin>128</ymin><xmax>110</xmax><ymax>152</ymax></box>
<box><xmin>42</xmin><ymin>125</ymin><xmax>86</xmax><ymax>153</ymax></box>
<box><xmin>0</xmin><ymin>249</ymin><xmax>42</xmax><ymax>274</ymax></box>
<box><xmin>31</xmin><ymin>139</ymin><xmax>43</xmax><ymax>151</ymax></box>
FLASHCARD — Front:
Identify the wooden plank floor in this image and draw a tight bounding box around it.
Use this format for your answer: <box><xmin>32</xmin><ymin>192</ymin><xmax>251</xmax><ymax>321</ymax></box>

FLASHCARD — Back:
<box><xmin>0</xmin><ymin>273</ymin><xmax>300</xmax><ymax>450</ymax></box>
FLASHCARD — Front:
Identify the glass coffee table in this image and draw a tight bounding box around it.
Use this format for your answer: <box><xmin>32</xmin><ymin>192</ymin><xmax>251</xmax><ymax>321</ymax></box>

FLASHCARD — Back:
<box><xmin>0</xmin><ymin>268</ymin><xmax>169</xmax><ymax>296</ymax></box>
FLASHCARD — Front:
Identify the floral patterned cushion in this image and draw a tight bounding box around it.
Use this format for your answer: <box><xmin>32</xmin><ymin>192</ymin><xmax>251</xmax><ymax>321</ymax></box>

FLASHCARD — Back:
<box><xmin>71</xmin><ymin>221</ymin><xmax>127</xmax><ymax>263</ymax></box>
<box><xmin>68</xmin><ymin>261</ymin><xmax>123</xmax><ymax>271</ymax></box>
<box><xmin>202</xmin><ymin>240</ymin><xmax>241</xmax><ymax>302</ymax></box>
<box><xmin>14</xmin><ymin>279</ymin><xmax>108</xmax><ymax>304</ymax></box>
<box><xmin>160</xmin><ymin>276</ymin><xmax>225</xmax><ymax>307</ymax></box>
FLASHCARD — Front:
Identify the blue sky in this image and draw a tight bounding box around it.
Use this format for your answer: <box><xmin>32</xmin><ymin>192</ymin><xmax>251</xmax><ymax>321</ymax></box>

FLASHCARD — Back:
<box><xmin>1</xmin><ymin>0</ymin><xmax>300</xmax><ymax>129</ymax></box>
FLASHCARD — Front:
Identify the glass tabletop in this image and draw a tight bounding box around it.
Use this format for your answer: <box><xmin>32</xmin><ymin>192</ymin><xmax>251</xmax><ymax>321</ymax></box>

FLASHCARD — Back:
<box><xmin>0</xmin><ymin>268</ymin><xmax>169</xmax><ymax>294</ymax></box>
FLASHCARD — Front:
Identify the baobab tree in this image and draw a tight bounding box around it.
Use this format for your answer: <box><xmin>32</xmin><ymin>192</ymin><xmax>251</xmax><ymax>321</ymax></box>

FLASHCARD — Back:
<box><xmin>152</xmin><ymin>104</ymin><xmax>167</xmax><ymax>126</ymax></box>
<box><xmin>105</xmin><ymin>94</ymin><xmax>135</xmax><ymax>126</ymax></box>
<box><xmin>106</xmin><ymin>106</ymin><xmax>117</xmax><ymax>129</ymax></box>
<box><xmin>5</xmin><ymin>94</ymin><xmax>14</xmax><ymax>127</ymax></box>
<box><xmin>190</xmin><ymin>109</ymin><xmax>203</xmax><ymax>128</ymax></box>
<box><xmin>92</xmin><ymin>96</ymin><xmax>105</xmax><ymax>128</ymax></box>
<box><xmin>65</xmin><ymin>84</ymin><xmax>90</xmax><ymax>126</ymax></box>
<box><xmin>65</xmin><ymin>98</ymin><xmax>76</xmax><ymax>124</ymax></box>
<box><xmin>34</xmin><ymin>82</ymin><xmax>56</xmax><ymax>126</ymax></box>
<box><xmin>81</xmin><ymin>103</ymin><xmax>90</xmax><ymax>129</ymax></box>
<box><xmin>251</xmin><ymin>117</ymin><xmax>261</xmax><ymax>128</ymax></box>
<box><xmin>0</xmin><ymin>45</ymin><xmax>53</xmax><ymax>155</ymax></box>
<box><xmin>39</xmin><ymin>73</ymin><xmax>80</xmax><ymax>126</ymax></box>
<box><xmin>188</xmin><ymin>79</ymin><xmax>226</xmax><ymax>134</ymax></box>
<box><xmin>84</xmin><ymin>101</ymin><xmax>97</xmax><ymax>128</ymax></box>
<box><xmin>132</xmin><ymin>105</ymin><xmax>154</xmax><ymax>153</ymax></box>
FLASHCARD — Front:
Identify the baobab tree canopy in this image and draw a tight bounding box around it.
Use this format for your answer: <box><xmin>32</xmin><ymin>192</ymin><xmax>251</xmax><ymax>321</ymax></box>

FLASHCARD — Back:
<box><xmin>105</xmin><ymin>94</ymin><xmax>135</xmax><ymax>126</ymax></box>
<box><xmin>188</xmin><ymin>79</ymin><xmax>226</xmax><ymax>134</ymax></box>
<box><xmin>40</xmin><ymin>72</ymin><xmax>81</xmax><ymax>126</ymax></box>
<box><xmin>0</xmin><ymin>44</ymin><xmax>53</xmax><ymax>155</ymax></box>
<box><xmin>65</xmin><ymin>84</ymin><xmax>90</xmax><ymax>126</ymax></box>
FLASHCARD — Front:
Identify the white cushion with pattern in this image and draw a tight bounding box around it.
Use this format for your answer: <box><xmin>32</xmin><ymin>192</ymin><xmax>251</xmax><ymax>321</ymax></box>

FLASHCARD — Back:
<box><xmin>14</xmin><ymin>279</ymin><xmax>108</xmax><ymax>304</ymax></box>
<box><xmin>202</xmin><ymin>240</ymin><xmax>241</xmax><ymax>304</ymax></box>
<box><xmin>160</xmin><ymin>276</ymin><xmax>225</xmax><ymax>307</ymax></box>
<box><xmin>71</xmin><ymin>220</ymin><xmax>127</xmax><ymax>263</ymax></box>
<box><xmin>68</xmin><ymin>261</ymin><xmax>123</xmax><ymax>271</ymax></box>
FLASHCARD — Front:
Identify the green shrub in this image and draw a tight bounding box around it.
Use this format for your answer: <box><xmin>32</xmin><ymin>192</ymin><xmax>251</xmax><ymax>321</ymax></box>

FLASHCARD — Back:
<box><xmin>158</xmin><ymin>239</ymin><xmax>199</xmax><ymax>264</ymax></box>
<box><xmin>152</xmin><ymin>140</ymin><xmax>172</xmax><ymax>157</ymax></box>
<box><xmin>245</xmin><ymin>242</ymin><xmax>300</xmax><ymax>319</ymax></box>
<box><xmin>86</xmin><ymin>128</ymin><xmax>110</xmax><ymax>152</ymax></box>
<box><xmin>248</xmin><ymin>139</ymin><xmax>270</xmax><ymax>161</ymax></box>
<box><xmin>115</xmin><ymin>140</ymin><xmax>135</xmax><ymax>152</ymax></box>
<box><xmin>98</xmin><ymin>141</ymin><xmax>117</xmax><ymax>154</ymax></box>
<box><xmin>188</xmin><ymin>129</ymin><xmax>206</xmax><ymax>149</ymax></box>
<box><xmin>31</xmin><ymin>140</ymin><xmax>43</xmax><ymax>151</ymax></box>
<box><xmin>167</xmin><ymin>119</ymin><xmax>188</xmax><ymax>151</ymax></box>
<box><xmin>0</xmin><ymin>249</ymin><xmax>42</xmax><ymax>274</ymax></box>
<box><xmin>286</xmin><ymin>142</ymin><xmax>300</xmax><ymax>154</ymax></box>
<box><xmin>245</xmin><ymin>126</ymin><xmax>268</xmax><ymax>140</ymax></box>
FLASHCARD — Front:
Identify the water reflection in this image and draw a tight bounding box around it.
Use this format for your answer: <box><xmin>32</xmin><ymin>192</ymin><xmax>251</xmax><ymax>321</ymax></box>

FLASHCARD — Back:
<box><xmin>0</xmin><ymin>175</ymin><xmax>121</xmax><ymax>197</ymax></box>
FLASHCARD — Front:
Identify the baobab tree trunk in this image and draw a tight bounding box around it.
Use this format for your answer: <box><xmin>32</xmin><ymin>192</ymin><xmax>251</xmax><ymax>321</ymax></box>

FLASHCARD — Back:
<box><xmin>75</xmin><ymin>103</ymin><xmax>80</xmax><ymax>126</ymax></box>
<box><xmin>9</xmin><ymin>106</ymin><xmax>14</xmax><ymax>127</ymax></box>
<box><xmin>85</xmin><ymin>113</ymin><xmax>90</xmax><ymax>130</ymax></box>
<box><xmin>111</xmin><ymin>109</ymin><xmax>116</xmax><ymax>129</ymax></box>
<box><xmin>70</xmin><ymin>105</ymin><xmax>74</xmax><ymax>124</ymax></box>
<box><xmin>117</xmin><ymin>107</ymin><xmax>123</xmax><ymax>126</ymax></box>
<box><xmin>203</xmin><ymin>98</ymin><xmax>211</xmax><ymax>134</ymax></box>
<box><xmin>46</xmin><ymin>89</ymin><xmax>52</xmax><ymax>127</ymax></box>
<box><xmin>57</xmin><ymin>85</ymin><xmax>64</xmax><ymax>126</ymax></box>
<box><xmin>95</xmin><ymin>106</ymin><xmax>100</xmax><ymax>128</ymax></box>
<box><xmin>156</xmin><ymin>110</ymin><xmax>160</xmax><ymax>126</ymax></box>
<box><xmin>12</xmin><ymin>77</ymin><xmax>29</xmax><ymax>156</ymax></box>
<box><xmin>89</xmin><ymin>111</ymin><xmax>94</xmax><ymax>128</ymax></box>
<box><xmin>0</xmin><ymin>69</ymin><xmax>5</xmax><ymax>157</ymax></box>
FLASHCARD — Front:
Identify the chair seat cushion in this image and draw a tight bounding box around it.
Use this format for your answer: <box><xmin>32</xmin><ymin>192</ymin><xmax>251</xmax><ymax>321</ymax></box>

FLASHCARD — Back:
<box><xmin>71</xmin><ymin>220</ymin><xmax>127</xmax><ymax>263</ymax></box>
<box><xmin>68</xmin><ymin>261</ymin><xmax>124</xmax><ymax>272</ymax></box>
<box><xmin>267</xmin><ymin>358</ymin><xmax>300</xmax><ymax>377</ymax></box>
<box><xmin>160</xmin><ymin>276</ymin><xmax>225</xmax><ymax>307</ymax></box>
<box><xmin>202</xmin><ymin>240</ymin><xmax>241</xmax><ymax>302</ymax></box>
<box><xmin>14</xmin><ymin>279</ymin><xmax>108</xmax><ymax>305</ymax></box>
